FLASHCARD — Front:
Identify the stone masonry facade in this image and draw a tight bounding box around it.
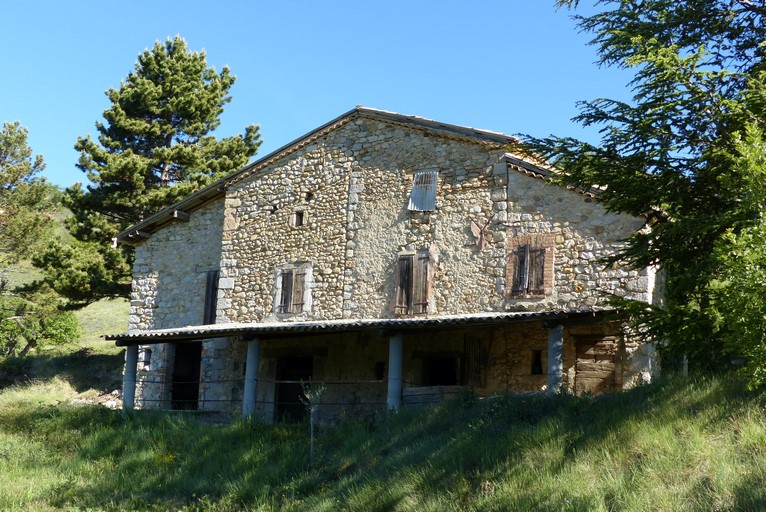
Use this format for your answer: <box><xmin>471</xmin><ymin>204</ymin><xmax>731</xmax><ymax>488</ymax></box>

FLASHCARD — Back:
<box><xmin>125</xmin><ymin>110</ymin><xmax>660</xmax><ymax>416</ymax></box>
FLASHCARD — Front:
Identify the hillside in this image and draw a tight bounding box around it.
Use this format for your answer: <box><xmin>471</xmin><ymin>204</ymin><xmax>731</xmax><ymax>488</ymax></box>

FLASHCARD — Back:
<box><xmin>1</xmin><ymin>202</ymin><xmax>128</xmax><ymax>391</ymax></box>
<box><xmin>1</xmin><ymin>373</ymin><xmax>765</xmax><ymax>511</ymax></box>
<box><xmin>2</xmin><ymin>213</ymin><xmax>764</xmax><ymax>510</ymax></box>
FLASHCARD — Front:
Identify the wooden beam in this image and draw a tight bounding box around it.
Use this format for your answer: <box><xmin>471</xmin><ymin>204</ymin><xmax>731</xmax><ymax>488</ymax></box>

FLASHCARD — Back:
<box><xmin>128</xmin><ymin>230</ymin><xmax>151</xmax><ymax>240</ymax></box>
<box><xmin>173</xmin><ymin>210</ymin><xmax>190</xmax><ymax>222</ymax></box>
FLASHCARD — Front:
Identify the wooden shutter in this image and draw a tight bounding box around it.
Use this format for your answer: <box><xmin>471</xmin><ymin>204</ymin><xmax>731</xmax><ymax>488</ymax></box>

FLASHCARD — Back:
<box><xmin>203</xmin><ymin>270</ymin><xmax>219</xmax><ymax>325</ymax></box>
<box><xmin>394</xmin><ymin>255</ymin><xmax>413</xmax><ymax>315</ymax></box>
<box><xmin>278</xmin><ymin>270</ymin><xmax>293</xmax><ymax>313</ymax></box>
<box><xmin>408</xmin><ymin>169</ymin><xmax>438</xmax><ymax>211</ymax></box>
<box><xmin>291</xmin><ymin>271</ymin><xmax>305</xmax><ymax>313</ymax></box>
<box><xmin>511</xmin><ymin>245</ymin><xmax>530</xmax><ymax>296</ymax></box>
<box><xmin>512</xmin><ymin>245</ymin><xmax>546</xmax><ymax>296</ymax></box>
<box><xmin>412</xmin><ymin>252</ymin><xmax>430</xmax><ymax>314</ymax></box>
<box><xmin>528</xmin><ymin>247</ymin><xmax>546</xmax><ymax>295</ymax></box>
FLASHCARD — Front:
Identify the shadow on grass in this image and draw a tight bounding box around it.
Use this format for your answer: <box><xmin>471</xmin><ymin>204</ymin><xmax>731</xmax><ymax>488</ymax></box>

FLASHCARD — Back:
<box><xmin>0</xmin><ymin>348</ymin><xmax>124</xmax><ymax>392</ymax></box>
<box><xmin>3</xmin><ymin>374</ymin><xmax>764</xmax><ymax>511</ymax></box>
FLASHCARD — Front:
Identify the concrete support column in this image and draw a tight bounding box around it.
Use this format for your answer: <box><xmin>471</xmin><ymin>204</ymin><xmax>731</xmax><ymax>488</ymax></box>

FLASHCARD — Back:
<box><xmin>122</xmin><ymin>344</ymin><xmax>139</xmax><ymax>413</ymax></box>
<box><xmin>547</xmin><ymin>323</ymin><xmax>564</xmax><ymax>396</ymax></box>
<box><xmin>242</xmin><ymin>337</ymin><xmax>261</xmax><ymax>419</ymax></box>
<box><xmin>387</xmin><ymin>334</ymin><xmax>404</xmax><ymax>411</ymax></box>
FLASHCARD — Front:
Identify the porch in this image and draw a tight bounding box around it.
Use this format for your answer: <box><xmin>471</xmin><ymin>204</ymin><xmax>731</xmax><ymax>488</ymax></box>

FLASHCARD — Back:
<box><xmin>107</xmin><ymin>309</ymin><xmax>643</xmax><ymax>422</ymax></box>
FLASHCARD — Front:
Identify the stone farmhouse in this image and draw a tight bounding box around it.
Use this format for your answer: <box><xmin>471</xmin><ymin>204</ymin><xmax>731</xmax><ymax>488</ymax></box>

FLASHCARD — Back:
<box><xmin>107</xmin><ymin>107</ymin><xmax>660</xmax><ymax>422</ymax></box>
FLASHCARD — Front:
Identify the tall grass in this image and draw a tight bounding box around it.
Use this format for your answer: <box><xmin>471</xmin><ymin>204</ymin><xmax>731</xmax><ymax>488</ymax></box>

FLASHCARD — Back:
<box><xmin>1</xmin><ymin>374</ymin><xmax>766</xmax><ymax>511</ymax></box>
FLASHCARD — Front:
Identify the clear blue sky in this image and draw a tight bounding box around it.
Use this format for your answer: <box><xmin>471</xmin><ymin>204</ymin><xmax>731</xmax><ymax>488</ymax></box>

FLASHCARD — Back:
<box><xmin>1</xmin><ymin>1</ymin><xmax>631</xmax><ymax>188</ymax></box>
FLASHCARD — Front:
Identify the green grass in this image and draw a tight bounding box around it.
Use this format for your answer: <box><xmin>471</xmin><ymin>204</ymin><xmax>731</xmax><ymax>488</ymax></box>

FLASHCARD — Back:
<box><xmin>1</xmin><ymin>374</ymin><xmax>766</xmax><ymax>511</ymax></box>
<box><xmin>2</xmin><ymin>259</ymin><xmax>39</xmax><ymax>289</ymax></box>
<box><xmin>75</xmin><ymin>297</ymin><xmax>129</xmax><ymax>348</ymax></box>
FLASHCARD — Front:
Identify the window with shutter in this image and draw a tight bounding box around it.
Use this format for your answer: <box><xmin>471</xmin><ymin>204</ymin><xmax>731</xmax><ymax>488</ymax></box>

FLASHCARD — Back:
<box><xmin>407</xmin><ymin>169</ymin><xmax>438</xmax><ymax>211</ymax></box>
<box><xmin>528</xmin><ymin>247</ymin><xmax>546</xmax><ymax>294</ymax></box>
<box><xmin>511</xmin><ymin>244</ymin><xmax>547</xmax><ymax>297</ymax></box>
<box><xmin>511</xmin><ymin>245</ymin><xmax>529</xmax><ymax>296</ymax></box>
<box><xmin>394</xmin><ymin>255</ymin><xmax>413</xmax><ymax>315</ymax></box>
<box><xmin>393</xmin><ymin>250</ymin><xmax>432</xmax><ymax>315</ymax></box>
<box><xmin>412</xmin><ymin>252</ymin><xmax>430</xmax><ymax>314</ymax></box>
<box><xmin>277</xmin><ymin>267</ymin><xmax>308</xmax><ymax>314</ymax></box>
<box><xmin>291</xmin><ymin>271</ymin><xmax>306</xmax><ymax>313</ymax></box>
<box><xmin>278</xmin><ymin>270</ymin><xmax>294</xmax><ymax>313</ymax></box>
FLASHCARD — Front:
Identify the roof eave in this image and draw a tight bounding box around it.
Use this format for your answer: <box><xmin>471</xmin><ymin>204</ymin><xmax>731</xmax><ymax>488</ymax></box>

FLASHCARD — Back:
<box><xmin>106</xmin><ymin>309</ymin><xmax>614</xmax><ymax>346</ymax></box>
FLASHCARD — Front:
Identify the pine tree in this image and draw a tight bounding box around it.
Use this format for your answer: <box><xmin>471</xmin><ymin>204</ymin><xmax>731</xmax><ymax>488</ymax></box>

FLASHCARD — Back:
<box><xmin>523</xmin><ymin>1</ymin><xmax>766</xmax><ymax>375</ymax></box>
<box><xmin>35</xmin><ymin>37</ymin><xmax>261</xmax><ymax>305</ymax></box>
<box><xmin>0</xmin><ymin>122</ymin><xmax>77</xmax><ymax>357</ymax></box>
<box><xmin>0</xmin><ymin>121</ymin><xmax>56</xmax><ymax>268</ymax></box>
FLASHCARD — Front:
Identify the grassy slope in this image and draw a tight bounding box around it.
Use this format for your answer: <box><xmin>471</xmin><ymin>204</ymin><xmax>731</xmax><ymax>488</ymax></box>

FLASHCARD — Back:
<box><xmin>1</xmin><ymin>374</ymin><xmax>765</xmax><ymax>511</ymax></box>
<box><xmin>0</xmin><ymin>295</ymin><xmax>127</xmax><ymax>391</ymax></box>
<box><xmin>3</xmin><ymin>210</ymin><xmax>765</xmax><ymax>511</ymax></box>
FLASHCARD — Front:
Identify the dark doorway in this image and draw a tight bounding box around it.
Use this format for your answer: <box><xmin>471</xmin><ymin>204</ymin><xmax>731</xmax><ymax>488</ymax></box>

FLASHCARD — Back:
<box><xmin>275</xmin><ymin>356</ymin><xmax>313</xmax><ymax>422</ymax></box>
<box><xmin>171</xmin><ymin>341</ymin><xmax>202</xmax><ymax>410</ymax></box>
<box><xmin>423</xmin><ymin>357</ymin><xmax>458</xmax><ymax>386</ymax></box>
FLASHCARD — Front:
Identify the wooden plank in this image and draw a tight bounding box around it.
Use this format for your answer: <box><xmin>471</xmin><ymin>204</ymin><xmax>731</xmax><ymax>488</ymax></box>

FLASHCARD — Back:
<box><xmin>402</xmin><ymin>385</ymin><xmax>465</xmax><ymax>406</ymax></box>
<box><xmin>575</xmin><ymin>339</ymin><xmax>616</xmax><ymax>395</ymax></box>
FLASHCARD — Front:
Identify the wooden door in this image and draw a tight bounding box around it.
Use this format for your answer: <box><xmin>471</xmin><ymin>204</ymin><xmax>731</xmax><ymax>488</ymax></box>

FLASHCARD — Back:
<box><xmin>575</xmin><ymin>339</ymin><xmax>616</xmax><ymax>395</ymax></box>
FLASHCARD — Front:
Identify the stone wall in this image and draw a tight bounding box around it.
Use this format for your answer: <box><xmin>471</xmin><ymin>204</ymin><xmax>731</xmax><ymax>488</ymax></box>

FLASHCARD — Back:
<box><xmin>129</xmin><ymin>199</ymin><xmax>224</xmax><ymax>409</ymax></box>
<box><xmin>217</xmin><ymin>118</ymin><xmax>653</xmax><ymax>324</ymax></box>
<box><xmin>218</xmin><ymin>146</ymin><xmax>351</xmax><ymax>323</ymax></box>
<box><xmin>126</xmin><ymin>115</ymin><xmax>660</xmax><ymax>413</ymax></box>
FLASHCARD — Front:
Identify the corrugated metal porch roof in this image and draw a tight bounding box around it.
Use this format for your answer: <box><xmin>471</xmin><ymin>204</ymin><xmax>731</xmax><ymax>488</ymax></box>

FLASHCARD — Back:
<box><xmin>105</xmin><ymin>308</ymin><xmax>613</xmax><ymax>346</ymax></box>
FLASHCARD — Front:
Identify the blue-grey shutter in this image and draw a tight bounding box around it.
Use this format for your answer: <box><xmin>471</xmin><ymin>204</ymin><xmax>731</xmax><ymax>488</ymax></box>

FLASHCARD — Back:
<box><xmin>408</xmin><ymin>169</ymin><xmax>438</xmax><ymax>211</ymax></box>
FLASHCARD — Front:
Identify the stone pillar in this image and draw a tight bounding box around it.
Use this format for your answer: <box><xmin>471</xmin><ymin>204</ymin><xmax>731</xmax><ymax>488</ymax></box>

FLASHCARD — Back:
<box><xmin>547</xmin><ymin>323</ymin><xmax>564</xmax><ymax>396</ymax></box>
<box><xmin>387</xmin><ymin>334</ymin><xmax>404</xmax><ymax>411</ymax></box>
<box><xmin>242</xmin><ymin>337</ymin><xmax>261</xmax><ymax>419</ymax></box>
<box><xmin>123</xmin><ymin>344</ymin><xmax>139</xmax><ymax>413</ymax></box>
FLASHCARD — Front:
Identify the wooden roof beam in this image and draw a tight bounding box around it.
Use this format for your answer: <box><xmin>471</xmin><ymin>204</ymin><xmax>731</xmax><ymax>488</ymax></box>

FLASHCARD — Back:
<box><xmin>127</xmin><ymin>230</ymin><xmax>151</xmax><ymax>241</ymax></box>
<box><xmin>173</xmin><ymin>210</ymin><xmax>190</xmax><ymax>222</ymax></box>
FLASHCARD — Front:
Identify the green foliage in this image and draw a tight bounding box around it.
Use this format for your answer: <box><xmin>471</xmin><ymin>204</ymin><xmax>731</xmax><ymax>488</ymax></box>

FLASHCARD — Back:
<box><xmin>32</xmin><ymin>239</ymin><xmax>131</xmax><ymax>304</ymax></box>
<box><xmin>2</xmin><ymin>375</ymin><xmax>766</xmax><ymax>510</ymax></box>
<box><xmin>0</xmin><ymin>121</ymin><xmax>57</xmax><ymax>268</ymax></box>
<box><xmin>0</xmin><ymin>123</ymin><xmax>77</xmax><ymax>358</ymax></box>
<box><xmin>0</xmin><ymin>290</ymin><xmax>81</xmax><ymax>357</ymax></box>
<box><xmin>35</xmin><ymin>36</ymin><xmax>261</xmax><ymax>306</ymax></box>
<box><xmin>524</xmin><ymin>1</ymin><xmax>766</xmax><ymax>374</ymax></box>
<box><xmin>708</xmin><ymin>119</ymin><xmax>766</xmax><ymax>386</ymax></box>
